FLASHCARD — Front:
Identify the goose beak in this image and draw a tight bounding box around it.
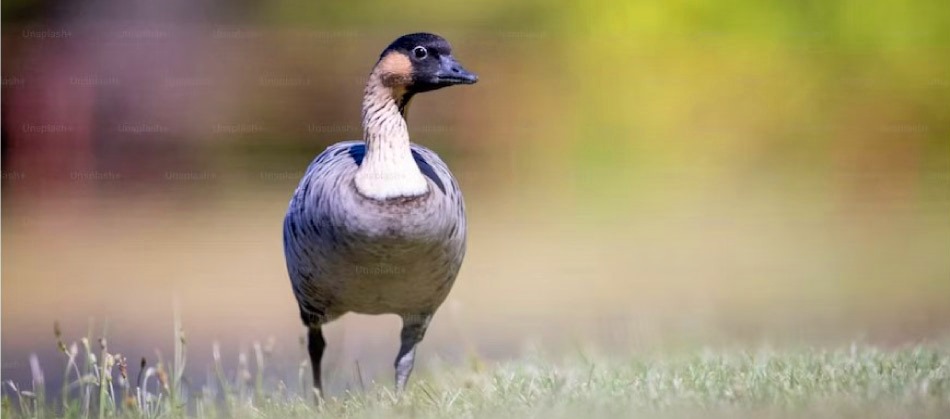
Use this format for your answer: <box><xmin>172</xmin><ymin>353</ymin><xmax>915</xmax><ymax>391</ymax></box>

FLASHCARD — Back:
<box><xmin>435</xmin><ymin>55</ymin><xmax>478</xmax><ymax>85</ymax></box>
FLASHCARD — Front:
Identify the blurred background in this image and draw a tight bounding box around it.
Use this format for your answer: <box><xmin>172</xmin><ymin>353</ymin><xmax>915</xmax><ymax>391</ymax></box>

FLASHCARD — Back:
<box><xmin>2</xmin><ymin>0</ymin><xmax>949</xmax><ymax>394</ymax></box>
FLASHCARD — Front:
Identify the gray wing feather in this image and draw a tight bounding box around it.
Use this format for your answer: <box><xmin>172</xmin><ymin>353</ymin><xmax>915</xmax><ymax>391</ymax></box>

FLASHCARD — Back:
<box><xmin>283</xmin><ymin>141</ymin><xmax>362</xmax><ymax>322</ymax></box>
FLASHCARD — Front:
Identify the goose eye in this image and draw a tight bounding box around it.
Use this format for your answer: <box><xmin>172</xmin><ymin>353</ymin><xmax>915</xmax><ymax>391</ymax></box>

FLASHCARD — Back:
<box><xmin>412</xmin><ymin>46</ymin><xmax>428</xmax><ymax>59</ymax></box>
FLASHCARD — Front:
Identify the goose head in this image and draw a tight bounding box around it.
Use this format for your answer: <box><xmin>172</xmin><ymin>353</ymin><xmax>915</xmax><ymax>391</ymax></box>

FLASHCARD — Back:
<box><xmin>374</xmin><ymin>33</ymin><xmax>478</xmax><ymax>94</ymax></box>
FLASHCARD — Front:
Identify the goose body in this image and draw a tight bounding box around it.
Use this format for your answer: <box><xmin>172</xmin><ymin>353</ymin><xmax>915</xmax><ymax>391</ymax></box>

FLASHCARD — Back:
<box><xmin>282</xmin><ymin>33</ymin><xmax>477</xmax><ymax>395</ymax></box>
<box><xmin>284</xmin><ymin>141</ymin><xmax>465</xmax><ymax>317</ymax></box>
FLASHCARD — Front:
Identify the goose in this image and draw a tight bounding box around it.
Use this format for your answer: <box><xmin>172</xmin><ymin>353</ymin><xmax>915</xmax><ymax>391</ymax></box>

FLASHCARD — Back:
<box><xmin>282</xmin><ymin>33</ymin><xmax>477</xmax><ymax>395</ymax></box>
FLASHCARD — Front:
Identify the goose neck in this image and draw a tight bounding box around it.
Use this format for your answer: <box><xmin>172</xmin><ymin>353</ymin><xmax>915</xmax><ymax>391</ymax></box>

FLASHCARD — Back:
<box><xmin>354</xmin><ymin>71</ymin><xmax>427</xmax><ymax>200</ymax></box>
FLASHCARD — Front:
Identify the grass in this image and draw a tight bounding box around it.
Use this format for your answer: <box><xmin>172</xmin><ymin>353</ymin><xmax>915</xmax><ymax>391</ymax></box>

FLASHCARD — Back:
<box><xmin>3</xmin><ymin>322</ymin><xmax>949</xmax><ymax>418</ymax></box>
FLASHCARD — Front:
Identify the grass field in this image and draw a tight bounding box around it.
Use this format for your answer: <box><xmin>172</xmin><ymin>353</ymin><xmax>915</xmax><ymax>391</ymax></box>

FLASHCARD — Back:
<box><xmin>4</xmin><ymin>328</ymin><xmax>948</xmax><ymax>419</ymax></box>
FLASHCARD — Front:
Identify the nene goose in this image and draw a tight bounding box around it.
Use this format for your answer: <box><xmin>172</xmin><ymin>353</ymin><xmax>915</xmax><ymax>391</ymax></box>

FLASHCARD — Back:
<box><xmin>283</xmin><ymin>33</ymin><xmax>477</xmax><ymax>395</ymax></box>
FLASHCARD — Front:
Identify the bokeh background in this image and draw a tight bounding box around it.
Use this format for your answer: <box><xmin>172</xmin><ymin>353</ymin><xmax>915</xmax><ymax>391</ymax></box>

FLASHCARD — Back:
<box><xmin>2</xmin><ymin>0</ymin><xmax>949</xmax><ymax>394</ymax></box>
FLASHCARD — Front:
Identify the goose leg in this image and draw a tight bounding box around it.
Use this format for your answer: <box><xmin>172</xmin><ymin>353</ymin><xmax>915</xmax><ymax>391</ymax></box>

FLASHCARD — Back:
<box><xmin>394</xmin><ymin>313</ymin><xmax>431</xmax><ymax>392</ymax></box>
<box><xmin>307</xmin><ymin>326</ymin><xmax>326</xmax><ymax>401</ymax></box>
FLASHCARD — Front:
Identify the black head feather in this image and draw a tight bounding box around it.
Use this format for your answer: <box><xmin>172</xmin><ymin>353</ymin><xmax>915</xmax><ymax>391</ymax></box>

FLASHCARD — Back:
<box><xmin>381</xmin><ymin>33</ymin><xmax>453</xmax><ymax>59</ymax></box>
